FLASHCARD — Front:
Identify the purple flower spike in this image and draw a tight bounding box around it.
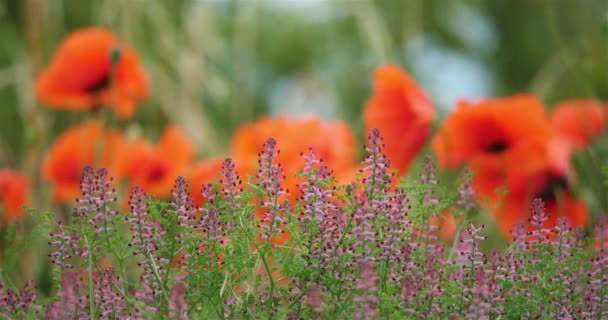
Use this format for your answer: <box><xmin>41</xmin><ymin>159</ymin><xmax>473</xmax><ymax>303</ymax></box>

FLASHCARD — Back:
<box><xmin>171</xmin><ymin>176</ymin><xmax>197</xmax><ymax>226</ymax></box>
<box><xmin>256</xmin><ymin>138</ymin><xmax>289</xmax><ymax>242</ymax></box>
<box><xmin>420</xmin><ymin>155</ymin><xmax>439</xmax><ymax>206</ymax></box>
<box><xmin>353</xmin><ymin>264</ymin><xmax>379</xmax><ymax>320</ymax></box>
<box><xmin>361</xmin><ymin>128</ymin><xmax>391</xmax><ymax>194</ymax></box>
<box><xmin>48</xmin><ymin>222</ymin><xmax>75</xmax><ymax>270</ymax></box>
<box><xmin>73</xmin><ymin>166</ymin><xmax>118</xmax><ymax>233</ymax></box>
<box><xmin>168</xmin><ymin>281</ymin><xmax>189</xmax><ymax>320</ymax></box>
<box><xmin>220</xmin><ymin>158</ymin><xmax>244</xmax><ymax>214</ymax></box>
<box><xmin>528</xmin><ymin>198</ymin><xmax>552</xmax><ymax>245</ymax></box>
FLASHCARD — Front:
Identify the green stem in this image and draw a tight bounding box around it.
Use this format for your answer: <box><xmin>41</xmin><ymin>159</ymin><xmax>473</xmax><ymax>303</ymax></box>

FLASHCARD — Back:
<box><xmin>117</xmin><ymin>257</ymin><xmax>131</xmax><ymax>313</ymax></box>
<box><xmin>84</xmin><ymin>235</ymin><xmax>96</xmax><ymax>320</ymax></box>
<box><xmin>259</xmin><ymin>251</ymin><xmax>275</xmax><ymax>318</ymax></box>
<box><xmin>147</xmin><ymin>250</ymin><xmax>170</xmax><ymax>304</ymax></box>
<box><xmin>447</xmin><ymin>222</ymin><xmax>463</xmax><ymax>262</ymax></box>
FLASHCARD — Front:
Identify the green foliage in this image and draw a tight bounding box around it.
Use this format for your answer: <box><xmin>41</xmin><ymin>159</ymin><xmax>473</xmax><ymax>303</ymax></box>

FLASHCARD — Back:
<box><xmin>0</xmin><ymin>169</ymin><xmax>606</xmax><ymax>319</ymax></box>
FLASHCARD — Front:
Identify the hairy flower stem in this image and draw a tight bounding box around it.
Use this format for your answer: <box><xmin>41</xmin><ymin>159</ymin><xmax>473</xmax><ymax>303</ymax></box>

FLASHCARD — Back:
<box><xmin>599</xmin><ymin>260</ymin><xmax>606</xmax><ymax>320</ymax></box>
<box><xmin>381</xmin><ymin>256</ymin><xmax>390</xmax><ymax>290</ymax></box>
<box><xmin>447</xmin><ymin>226</ymin><xmax>463</xmax><ymax>262</ymax></box>
<box><xmin>161</xmin><ymin>234</ymin><xmax>178</xmax><ymax>298</ymax></box>
<box><xmin>102</xmin><ymin>217</ymin><xmax>131</xmax><ymax>313</ymax></box>
<box><xmin>259</xmin><ymin>249</ymin><xmax>276</xmax><ymax>318</ymax></box>
<box><xmin>84</xmin><ymin>235</ymin><xmax>96</xmax><ymax>320</ymax></box>
<box><xmin>134</xmin><ymin>209</ymin><xmax>170</xmax><ymax>306</ymax></box>
<box><xmin>147</xmin><ymin>250</ymin><xmax>170</xmax><ymax>304</ymax></box>
<box><xmin>117</xmin><ymin>258</ymin><xmax>131</xmax><ymax>313</ymax></box>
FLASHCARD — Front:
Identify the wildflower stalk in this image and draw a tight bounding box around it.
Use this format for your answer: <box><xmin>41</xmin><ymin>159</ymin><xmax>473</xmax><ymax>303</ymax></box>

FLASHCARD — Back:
<box><xmin>136</xmin><ymin>214</ymin><xmax>170</xmax><ymax>305</ymax></box>
<box><xmin>260</xmin><ymin>252</ymin><xmax>276</xmax><ymax>316</ymax></box>
<box><xmin>84</xmin><ymin>234</ymin><xmax>96</xmax><ymax>320</ymax></box>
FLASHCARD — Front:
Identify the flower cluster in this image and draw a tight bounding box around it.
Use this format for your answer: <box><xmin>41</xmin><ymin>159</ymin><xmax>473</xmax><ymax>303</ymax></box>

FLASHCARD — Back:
<box><xmin>1</xmin><ymin>130</ymin><xmax>608</xmax><ymax>319</ymax></box>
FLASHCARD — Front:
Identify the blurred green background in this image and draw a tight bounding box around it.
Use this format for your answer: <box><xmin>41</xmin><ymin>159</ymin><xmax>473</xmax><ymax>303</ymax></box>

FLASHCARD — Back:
<box><xmin>0</xmin><ymin>0</ymin><xmax>607</xmax><ymax>165</ymax></box>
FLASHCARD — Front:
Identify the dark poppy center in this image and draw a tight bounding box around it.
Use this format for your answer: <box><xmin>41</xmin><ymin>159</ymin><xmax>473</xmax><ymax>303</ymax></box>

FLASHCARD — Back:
<box><xmin>85</xmin><ymin>74</ymin><xmax>111</xmax><ymax>94</ymax></box>
<box><xmin>145</xmin><ymin>165</ymin><xmax>168</xmax><ymax>184</ymax></box>
<box><xmin>486</xmin><ymin>140</ymin><xmax>509</xmax><ymax>154</ymax></box>
<box><xmin>535</xmin><ymin>175</ymin><xmax>569</xmax><ymax>202</ymax></box>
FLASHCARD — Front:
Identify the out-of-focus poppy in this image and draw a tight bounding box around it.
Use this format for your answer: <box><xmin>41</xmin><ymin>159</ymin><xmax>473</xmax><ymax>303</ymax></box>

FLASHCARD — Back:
<box><xmin>490</xmin><ymin>171</ymin><xmax>588</xmax><ymax>238</ymax></box>
<box><xmin>363</xmin><ymin>64</ymin><xmax>435</xmax><ymax>177</ymax></box>
<box><xmin>551</xmin><ymin>99</ymin><xmax>606</xmax><ymax>149</ymax></box>
<box><xmin>0</xmin><ymin>169</ymin><xmax>30</xmax><ymax>221</ymax></box>
<box><xmin>432</xmin><ymin>94</ymin><xmax>560</xmax><ymax>206</ymax></box>
<box><xmin>36</xmin><ymin>27</ymin><xmax>148</xmax><ymax>119</ymax></box>
<box><xmin>231</xmin><ymin>116</ymin><xmax>357</xmax><ymax>195</ymax></box>
<box><xmin>429</xmin><ymin>210</ymin><xmax>461</xmax><ymax>243</ymax></box>
<box><xmin>120</xmin><ymin>126</ymin><xmax>194</xmax><ymax>199</ymax></box>
<box><xmin>42</xmin><ymin>121</ymin><xmax>124</xmax><ymax>202</ymax></box>
<box><xmin>231</xmin><ymin>116</ymin><xmax>357</xmax><ymax>246</ymax></box>
<box><xmin>187</xmin><ymin>157</ymin><xmax>254</xmax><ymax>207</ymax></box>
<box><xmin>187</xmin><ymin>158</ymin><xmax>223</xmax><ymax>207</ymax></box>
<box><xmin>433</xmin><ymin>94</ymin><xmax>552</xmax><ymax>175</ymax></box>
<box><xmin>432</xmin><ymin>93</ymin><xmax>590</xmax><ymax>239</ymax></box>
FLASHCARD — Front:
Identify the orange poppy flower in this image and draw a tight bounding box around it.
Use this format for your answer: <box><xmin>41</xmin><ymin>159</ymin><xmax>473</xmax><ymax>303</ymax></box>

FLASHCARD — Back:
<box><xmin>363</xmin><ymin>64</ymin><xmax>435</xmax><ymax>177</ymax></box>
<box><xmin>551</xmin><ymin>99</ymin><xmax>606</xmax><ymax>149</ymax></box>
<box><xmin>231</xmin><ymin>116</ymin><xmax>357</xmax><ymax>196</ymax></box>
<box><xmin>36</xmin><ymin>27</ymin><xmax>148</xmax><ymax>119</ymax></box>
<box><xmin>42</xmin><ymin>121</ymin><xmax>124</xmax><ymax>202</ymax></box>
<box><xmin>433</xmin><ymin>95</ymin><xmax>557</xmax><ymax>204</ymax></box>
<box><xmin>489</xmin><ymin>171</ymin><xmax>588</xmax><ymax>238</ymax></box>
<box><xmin>0</xmin><ymin>169</ymin><xmax>30</xmax><ymax>221</ymax></box>
<box><xmin>120</xmin><ymin>126</ymin><xmax>194</xmax><ymax>198</ymax></box>
<box><xmin>429</xmin><ymin>210</ymin><xmax>461</xmax><ymax>243</ymax></box>
<box><xmin>187</xmin><ymin>157</ymin><xmax>254</xmax><ymax>207</ymax></box>
<box><xmin>433</xmin><ymin>94</ymin><xmax>553</xmax><ymax>173</ymax></box>
<box><xmin>231</xmin><ymin>116</ymin><xmax>357</xmax><ymax>246</ymax></box>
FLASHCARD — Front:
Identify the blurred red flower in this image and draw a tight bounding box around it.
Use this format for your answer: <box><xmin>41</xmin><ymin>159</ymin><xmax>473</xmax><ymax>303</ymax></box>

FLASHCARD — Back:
<box><xmin>119</xmin><ymin>126</ymin><xmax>194</xmax><ymax>199</ymax></box>
<box><xmin>551</xmin><ymin>99</ymin><xmax>606</xmax><ymax>149</ymax></box>
<box><xmin>363</xmin><ymin>64</ymin><xmax>435</xmax><ymax>177</ymax></box>
<box><xmin>231</xmin><ymin>116</ymin><xmax>357</xmax><ymax>194</ymax></box>
<box><xmin>432</xmin><ymin>94</ymin><xmax>552</xmax><ymax>176</ymax></box>
<box><xmin>36</xmin><ymin>27</ymin><xmax>148</xmax><ymax>119</ymax></box>
<box><xmin>231</xmin><ymin>116</ymin><xmax>357</xmax><ymax>245</ymax></box>
<box><xmin>187</xmin><ymin>157</ymin><xmax>254</xmax><ymax>207</ymax></box>
<box><xmin>432</xmin><ymin>94</ymin><xmax>590</xmax><ymax>238</ymax></box>
<box><xmin>491</xmin><ymin>171</ymin><xmax>588</xmax><ymax>238</ymax></box>
<box><xmin>0</xmin><ymin>169</ymin><xmax>30</xmax><ymax>221</ymax></box>
<box><xmin>42</xmin><ymin>121</ymin><xmax>124</xmax><ymax>202</ymax></box>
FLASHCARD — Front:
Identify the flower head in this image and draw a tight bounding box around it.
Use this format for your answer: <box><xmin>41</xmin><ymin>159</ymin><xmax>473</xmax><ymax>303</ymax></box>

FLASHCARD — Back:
<box><xmin>187</xmin><ymin>157</ymin><xmax>252</xmax><ymax>207</ymax></box>
<box><xmin>364</xmin><ymin>64</ymin><xmax>435</xmax><ymax>177</ymax></box>
<box><xmin>36</xmin><ymin>27</ymin><xmax>148</xmax><ymax>119</ymax></box>
<box><xmin>231</xmin><ymin>116</ymin><xmax>356</xmax><ymax>192</ymax></box>
<box><xmin>489</xmin><ymin>171</ymin><xmax>588</xmax><ymax>238</ymax></box>
<box><xmin>551</xmin><ymin>99</ymin><xmax>606</xmax><ymax>149</ymax></box>
<box><xmin>42</xmin><ymin>121</ymin><xmax>124</xmax><ymax>202</ymax></box>
<box><xmin>0</xmin><ymin>169</ymin><xmax>29</xmax><ymax>221</ymax></box>
<box><xmin>120</xmin><ymin>126</ymin><xmax>194</xmax><ymax>198</ymax></box>
<box><xmin>433</xmin><ymin>94</ymin><xmax>552</xmax><ymax>176</ymax></box>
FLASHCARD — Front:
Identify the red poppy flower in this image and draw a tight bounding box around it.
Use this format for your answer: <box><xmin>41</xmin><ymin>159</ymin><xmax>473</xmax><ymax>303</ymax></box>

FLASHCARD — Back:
<box><xmin>231</xmin><ymin>116</ymin><xmax>357</xmax><ymax>246</ymax></box>
<box><xmin>119</xmin><ymin>126</ymin><xmax>195</xmax><ymax>198</ymax></box>
<box><xmin>489</xmin><ymin>171</ymin><xmax>588</xmax><ymax>238</ymax></box>
<box><xmin>551</xmin><ymin>99</ymin><xmax>606</xmax><ymax>149</ymax></box>
<box><xmin>36</xmin><ymin>27</ymin><xmax>148</xmax><ymax>119</ymax></box>
<box><xmin>432</xmin><ymin>94</ymin><xmax>560</xmax><ymax>206</ymax></box>
<box><xmin>429</xmin><ymin>210</ymin><xmax>461</xmax><ymax>243</ymax></box>
<box><xmin>42</xmin><ymin>121</ymin><xmax>124</xmax><ymax>202</ymax></box>
<box><xmin>433</xmin><ymin>94</ymin><xmax>552</xmax><ymax>174</ymax></box>
<box><xmin>231</xmin><ymin>116</ymin><xmax>357</xmax><ymax>195</ymax></box>
<box><xmin>187</xmin><ymin>157</ymin><xmax>254</xmax><ymax>207</ymax></box>
<box><xmin>0</xmin><ymin>169</ymin><xmax>30</xmax><ymax>221</ymax></box>
<box><xmin>364</xmin><ymin>64</ymin><xmax>435</xmax><ymax>177</ymax></box>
